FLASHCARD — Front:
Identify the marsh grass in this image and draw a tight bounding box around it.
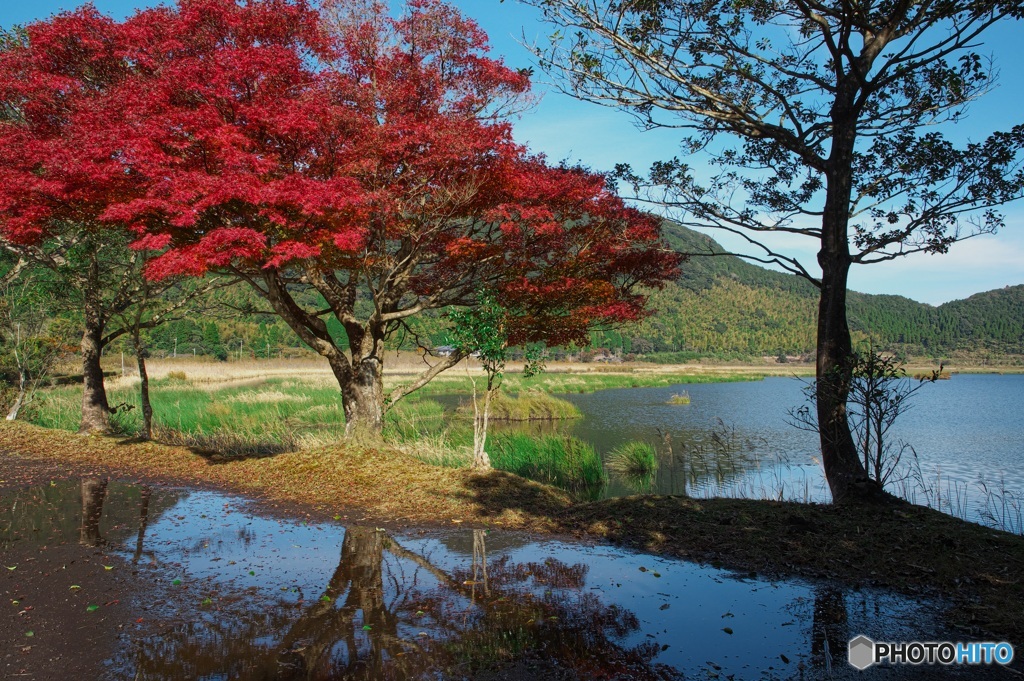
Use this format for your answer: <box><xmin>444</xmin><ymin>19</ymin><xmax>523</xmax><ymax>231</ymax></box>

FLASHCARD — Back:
<box><xmin>406</xmin><ymin>370</ymin><xmax>763</xmax><ymax>397</ymax></box>
<box><xmin>488</xmin><ymin>433</ymin><xmax>606</xmax><ymax>499</ymax></box>
<box><xmin>607</xmin><ymin>441</ymin><xmax>658</xmax><ymax>477</ymax></box>
<box><xmin>667</xmin><ymin>391</ymin><xmax>691</xmax><ymax>405</ymax></box>
<box><xmin>453</xmin><ymin>391</ymin><xmax>581</xmax><ymax>421</ymax></box>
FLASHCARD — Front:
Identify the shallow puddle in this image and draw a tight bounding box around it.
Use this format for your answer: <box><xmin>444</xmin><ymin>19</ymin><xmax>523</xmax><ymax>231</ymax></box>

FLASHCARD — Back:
<box><xmin>0</xmin><ymin>480</ymin><xmax>975</xmax><ymax>679</ymax></box>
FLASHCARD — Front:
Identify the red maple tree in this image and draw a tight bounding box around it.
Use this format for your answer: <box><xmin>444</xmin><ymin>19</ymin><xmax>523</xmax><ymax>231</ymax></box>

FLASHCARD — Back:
<box><xmin>1</xmin><ymin>0</ymin><xmax>680</xmax><ymax>436</ymax></box>
<box><xmin>0</xmin><ymin>8</ymin><xmax>227</xmax><ymax>433</ymax></box>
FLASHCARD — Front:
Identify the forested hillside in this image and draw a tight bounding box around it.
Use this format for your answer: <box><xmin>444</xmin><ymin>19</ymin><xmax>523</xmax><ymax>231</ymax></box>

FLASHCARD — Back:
<box><xmin>601</xmin><ymin>222</ymin><xmax>1024</xmax><ymax>361</ymax></box>
<box><xmin>3</xmin><ymin>222</ymin><xmax>1021</xmax><ymax>365</ymax></box>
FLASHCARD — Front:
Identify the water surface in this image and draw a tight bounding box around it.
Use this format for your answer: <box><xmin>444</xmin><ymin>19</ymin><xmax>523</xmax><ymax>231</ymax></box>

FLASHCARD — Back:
<box><xmin>1</xmin><ymin>480</ymin><xmax>973</xmax><ymax>680</ymax></box>
<box><xmin>557</xmin><ymin>374</ymin><xmax>1024</xmax><ymax>524</ymax></box>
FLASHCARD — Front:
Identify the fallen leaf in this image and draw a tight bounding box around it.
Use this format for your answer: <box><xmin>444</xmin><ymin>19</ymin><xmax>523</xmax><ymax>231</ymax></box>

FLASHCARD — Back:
<box><xmin>87</xmin><ymin>605</ymin><xmax>99</xmax><ymax>613</ymax></box>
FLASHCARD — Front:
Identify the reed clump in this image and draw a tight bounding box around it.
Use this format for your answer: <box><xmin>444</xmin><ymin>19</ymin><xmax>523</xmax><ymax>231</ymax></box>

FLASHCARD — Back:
<box><xmin>608</xmin><ymin>441</ymin><xmax>659</xmax><ymax>477</ymax></box>
<box><xmin>667</xmin><ymin>391</ymin><xmax>691</xmax><ymax>405</ymax></box>
<box><xmin>489</xmin><ymin>433</ymin><xmax>606</xmax><ymax>498</ymax></box>
<box><xmin>455</xmin><ymin>390</ymin><xmax>581</xmax><ymax>421</ymax></box>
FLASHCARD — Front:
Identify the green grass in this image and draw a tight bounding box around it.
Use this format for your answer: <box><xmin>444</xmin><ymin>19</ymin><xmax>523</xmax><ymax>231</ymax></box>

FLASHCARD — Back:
<box><xmin>28</xmin><ymin>377</ymin><xmax>354</xmax><ymax>453</ymax></box>
<box><xmin>488</xmin><ymin>433</ymin><xmax>606</xmax><ymax>499</ymax></box>
<box><xmin>454</xmin><ymin>391</ymin><xmax>581</xmax><ymax>421</ymax></box>
<box><xmin>607</xmin><ymin>441</ymin><xmax>659</xmax><ymax>477</ymax></box>
<box><xmin>384</xmin><ymin>398</ymin><xmax>449</xmax><ymax>441</ymax></box>
<box><xmin>667</xmin><ymin>391</ymin><xmax>691</xmax><ymax>405</ymax></box>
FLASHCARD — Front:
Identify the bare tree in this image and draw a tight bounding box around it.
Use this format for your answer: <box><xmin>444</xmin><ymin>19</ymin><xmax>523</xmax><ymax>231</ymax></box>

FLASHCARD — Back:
<box><xmin>521</xmin><ymin>0</ymin><xmax>1024</xmax><ymax>503</ymax></box>
<box><xmin>790</xmin><ymin>345</ymin><xmax>939</xmax><ymax>487</ymax></box>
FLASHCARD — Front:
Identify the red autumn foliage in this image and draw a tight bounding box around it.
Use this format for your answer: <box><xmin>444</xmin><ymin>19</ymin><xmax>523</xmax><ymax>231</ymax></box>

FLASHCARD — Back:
<box><xmin>0</xmin><ymin>0</ymin><xmax>680</xmax><ymax>433</ymax></box>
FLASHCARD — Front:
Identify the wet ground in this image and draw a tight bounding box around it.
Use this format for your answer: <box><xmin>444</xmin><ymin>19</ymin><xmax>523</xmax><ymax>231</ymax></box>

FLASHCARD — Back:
<box><xmin>1</xmin><ymin>474</ymin><xmax>1019</xmax><ymax>680</ymax></box>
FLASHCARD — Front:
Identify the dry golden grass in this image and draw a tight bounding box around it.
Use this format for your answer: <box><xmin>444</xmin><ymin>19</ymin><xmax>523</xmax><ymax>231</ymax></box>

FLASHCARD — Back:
<box><xmin>0</xmin><ymin>420</ymin><xmax>569</xmax><ymax>530</ymax></box>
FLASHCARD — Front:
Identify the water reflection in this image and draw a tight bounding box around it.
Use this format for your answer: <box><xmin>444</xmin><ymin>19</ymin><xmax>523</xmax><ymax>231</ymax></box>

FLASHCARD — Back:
<box><xmin>2</xmin><ymin>481</ymin><xmax>956</xmax><ymax>680</ymax></box>
<box><xmin>79</xmin><ymin>477</ymin><xmax>109</xmax><ymax>547</ymax></box>
<box><xmin>127</xmin><ymin>523</ymin><xmax>672</xmax><ymax>680</ymax></box>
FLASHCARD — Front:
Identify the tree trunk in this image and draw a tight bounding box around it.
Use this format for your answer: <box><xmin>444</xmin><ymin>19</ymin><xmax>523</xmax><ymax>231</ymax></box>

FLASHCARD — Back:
<box><xmin>331</xmin><ymin>355</ymin><xmax>384</xmax><ymax>439</ymax></box>
<box><xmin>816</xmin><ymin>113</ymin><xmax>885</xmax><ymax>504</ymax></box>
<box><xmin>134</xmin><ymin>336</ymin><xmax>153</xmax><ymax>440</ymax></box>
<box><xmin>815</xmin><ymin>259</ymin><xmax>875</xmax><ymax>502</ymax></box>
<box><xmin>5</xmin><ymin>368</ymin><xmax>26</xmax><ymax>421</ymax></box>
<box><xmin>262</xmin><ymin>270</ymin><xmax>387</xmax><ymax>440</ymax></box>
<box><xmin>472</xmin><ymin>383</ymin><xmax>493</xmax><ymax>470</ymax></box>
<box><xmin>79</xmin><ymin>319</ymin><xmax>111</xmax><ymax>435</ymax></box>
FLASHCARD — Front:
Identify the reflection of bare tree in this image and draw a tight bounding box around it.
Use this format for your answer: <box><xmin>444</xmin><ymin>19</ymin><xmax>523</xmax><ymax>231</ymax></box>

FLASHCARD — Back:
<box><xmin>277</xmin><ymin>526</ymin><xmax>410</xmax><ymax>680</ymax></box>
<box><xmin>79</xmin><ymin>478</ymin><xmax>108</xmax><ymax>547</ymax></box>
<box><xmin>471</xmin><ymin>529</ymin><xmax>489</xmax><ymax>601</ymax></box>
<box><xmin>126</xmin><ymin>527</ymin><xmax>679</xmax><ymax>680</ymax></box>
<box><xmin>811</xmin><ymin>586</ymin><xmax>848</xmax><ymax>675</ymax></box>
<box><xmin>132</xmin><ymin>486</ymin><xmax>151</xmax><ymax>564</ymax></box>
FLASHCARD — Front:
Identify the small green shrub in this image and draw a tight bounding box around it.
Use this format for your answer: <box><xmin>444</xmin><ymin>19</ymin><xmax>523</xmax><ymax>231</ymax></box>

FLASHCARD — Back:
<box><xmin>608</xmin><ymin>441</ymin><xmax>658</xmax><ymax>477</ymax></box>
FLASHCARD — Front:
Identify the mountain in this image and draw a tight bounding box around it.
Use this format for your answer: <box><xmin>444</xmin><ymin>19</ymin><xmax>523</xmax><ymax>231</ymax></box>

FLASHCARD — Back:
<box><xmin>93</xmin><ymin>221</ymin><xmax>1024</xmax><ymax>362</ymax></box>
<box><xmin>606</xmin><ymin>221</ymin><xmax>1024</xmax><ymax>361</ymax></box>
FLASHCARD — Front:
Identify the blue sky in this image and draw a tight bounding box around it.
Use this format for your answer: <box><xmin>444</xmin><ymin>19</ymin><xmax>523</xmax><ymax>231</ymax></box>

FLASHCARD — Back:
<box><xmin>3</xmin><ymin>0</ymin><xmax>1022</xmax><ymax>306</ymax></box>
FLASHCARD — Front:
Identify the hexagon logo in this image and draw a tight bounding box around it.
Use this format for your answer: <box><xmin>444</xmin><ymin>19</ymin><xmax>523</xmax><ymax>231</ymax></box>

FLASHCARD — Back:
<box><xmin>849</xmin><ymin>635</ymin><xmax>876</xmax><ymax>670</ymax></box>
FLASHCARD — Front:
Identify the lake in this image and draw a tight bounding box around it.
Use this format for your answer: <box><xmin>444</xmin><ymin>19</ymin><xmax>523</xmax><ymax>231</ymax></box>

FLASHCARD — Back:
<box><xmin>511</xmin><ymin>373</ymin><xmax>1023</xmax><ymax>528</ymax></box>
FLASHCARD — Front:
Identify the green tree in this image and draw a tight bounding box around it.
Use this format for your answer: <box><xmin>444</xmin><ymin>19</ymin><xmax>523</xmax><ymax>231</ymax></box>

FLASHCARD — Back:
<box><xmin>448</xmin><ymin>291</ymin><xmax>542</xmax><ymax>470</ymax></box>
<box><xmin>0</xmin><ymin>259</ymin><xmax>67</xmax><ymax>420</ymax></box>
<box><xmin>523</xmin><ymin>0</ymin><xmax>1024</xmax><ymax>503</ymax></box>
<box><xmin>203</xmin><ymin>323</ymin><xmax>228</xmax><ymax>362</ymax></box>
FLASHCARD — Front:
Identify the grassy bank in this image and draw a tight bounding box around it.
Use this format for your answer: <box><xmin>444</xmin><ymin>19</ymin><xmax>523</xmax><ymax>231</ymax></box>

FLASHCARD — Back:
<box><xmin>20</xmin><ymin>367</ymin><xmax>751</xmax><ymax>457</ymax></box>
<box><xmin>2</xmin><ymin>420</ymin><xmax>1024</xmax><ymax>649</ymax></box>
<box><xmin>453</xmin><ymin>391</ymin><xmax>581</xmax><ymax>421</ymax></box>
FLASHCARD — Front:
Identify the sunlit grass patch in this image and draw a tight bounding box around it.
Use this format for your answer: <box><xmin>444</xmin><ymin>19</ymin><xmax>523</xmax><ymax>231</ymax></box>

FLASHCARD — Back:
<box><xmin>489</xmin><ymin>433</ymin><xmax>606</xmax><ymax>499</ymax></box>
<box><xmin>454</xmin><ymin>391</ymin><xmax>581</xmax><ymax>421</ymax></box>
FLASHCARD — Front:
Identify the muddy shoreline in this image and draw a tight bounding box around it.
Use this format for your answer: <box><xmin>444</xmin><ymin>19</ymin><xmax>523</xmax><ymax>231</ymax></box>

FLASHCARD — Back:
<box><xmin>3</xmin><ymin>422</ymin><xmax>1024</xmax><ymax>678</ymax></box>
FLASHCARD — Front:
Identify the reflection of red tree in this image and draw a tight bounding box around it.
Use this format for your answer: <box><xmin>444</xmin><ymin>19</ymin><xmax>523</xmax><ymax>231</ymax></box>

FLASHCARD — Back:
<box><xmin>79</xmin><ymin>478</ymin><xmax>108</xmax><ymax>548</ymax></box>
<box><xmin>123</xmin><ymin>526</ymin><xmax>678</xmax><ymax>679</ymax></box>
<box><xmin>403</xmin><ymin>539</ymin><xmax>672</xmax><ymax>679</ymax></box>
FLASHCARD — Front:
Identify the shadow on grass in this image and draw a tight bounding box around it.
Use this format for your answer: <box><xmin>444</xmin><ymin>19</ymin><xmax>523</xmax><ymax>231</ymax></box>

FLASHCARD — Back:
<box><xmin>114</xmin><ymin>433</ymin><xmax>295</xmax><ymax>463</ymax></box>
<box><xmin>458</xmin><ymin>470</ymin><xmax>573</xmax><ymax>523</ymax></box>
